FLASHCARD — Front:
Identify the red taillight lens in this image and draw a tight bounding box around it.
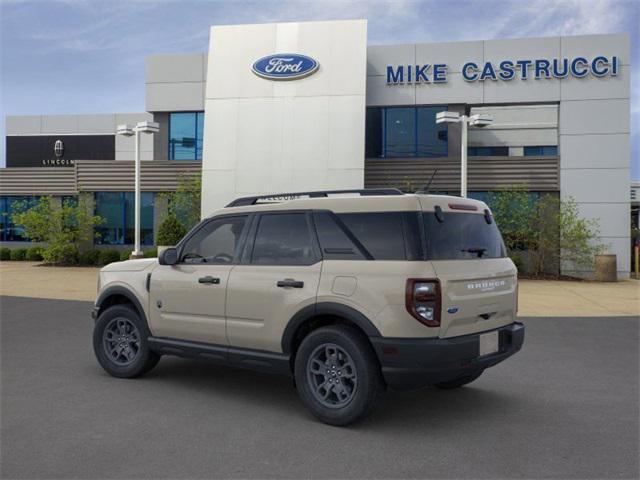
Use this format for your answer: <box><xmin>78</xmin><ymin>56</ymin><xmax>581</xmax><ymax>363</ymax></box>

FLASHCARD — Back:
<box><xmin>406</xmin><ymin>279</ymin><xmax>441</xmax><ymax>327</ymax></box>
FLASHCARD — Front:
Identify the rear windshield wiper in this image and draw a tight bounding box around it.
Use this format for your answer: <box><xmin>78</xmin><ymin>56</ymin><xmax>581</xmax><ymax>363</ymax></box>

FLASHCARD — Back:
<box><xmin>461</xmin><ymin>247</ymin><xmax>487</xmax><ymax>258</ymax></box>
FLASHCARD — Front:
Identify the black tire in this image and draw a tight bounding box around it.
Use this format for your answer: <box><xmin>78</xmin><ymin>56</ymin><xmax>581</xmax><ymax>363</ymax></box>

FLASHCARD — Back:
<box><xmin>93</xmin><ymin>304</ymin><xmax>160</xmax><ymax>378</ymax></box>
<box><xmin>294</xmin><ymin>325</ymin><xmax>384</xmax><ymax>426</ymax></box>
<box><xmin>434</xmin><ymin>370</ymin><xmax>483</xmax><ymax>390</ymax></box>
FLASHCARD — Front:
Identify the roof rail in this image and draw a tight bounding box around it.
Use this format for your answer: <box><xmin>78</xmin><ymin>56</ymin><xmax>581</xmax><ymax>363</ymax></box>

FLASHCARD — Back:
<box><xmin>225</xmin><ymin>188</ymin><xmax>404</xmax><ymax>207</ymax></box>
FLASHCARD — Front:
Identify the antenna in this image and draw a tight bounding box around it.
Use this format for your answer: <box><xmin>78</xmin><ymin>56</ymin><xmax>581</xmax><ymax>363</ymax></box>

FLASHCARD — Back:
<box><xmin>416</xmin><ymin>169</ymin><xmax>438</xmax><ymax>194</ymax></box>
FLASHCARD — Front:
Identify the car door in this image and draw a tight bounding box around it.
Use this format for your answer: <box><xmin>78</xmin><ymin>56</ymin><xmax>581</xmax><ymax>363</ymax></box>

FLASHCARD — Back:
<box><xmin>226</xmin><ymin>211</ymin><xmax>322</xmax><ymax>353</ymax></box>
<box><xmin>148</xmin><ymin>214</ymin><xmax>250</xmax><ymax>345</ymax></box>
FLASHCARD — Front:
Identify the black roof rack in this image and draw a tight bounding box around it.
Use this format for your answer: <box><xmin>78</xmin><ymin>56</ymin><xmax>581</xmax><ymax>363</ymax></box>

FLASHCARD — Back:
<box><xmin>225</xmin><ymin>188</ymin><xmax>404</xmax><ymax>208</ymax></box>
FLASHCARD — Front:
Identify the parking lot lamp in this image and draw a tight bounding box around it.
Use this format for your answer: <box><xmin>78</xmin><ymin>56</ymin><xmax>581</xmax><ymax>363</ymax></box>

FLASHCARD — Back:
<box><xmin>436</xmin><ymin>111</ymin><xmax>493</xmax><ymax>197</ymax></box>
<box><xmin>116</xmin><ymin>121</ymin><xmax>159</xmax><ymax>259</ymax></box>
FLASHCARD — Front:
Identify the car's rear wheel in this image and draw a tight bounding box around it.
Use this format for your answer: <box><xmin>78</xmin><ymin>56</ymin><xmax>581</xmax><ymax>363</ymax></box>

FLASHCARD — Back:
<box><xmin>93</xmin><ymin>304</ymin><xmax>160</xmax><ymax>378</ymax></box>
<box><xmin>434</xmin><ymin>370</ymin><xmax>483</xmax><ymax>389</ymax></box>
<box><xmin>294</xmin><ymin>325</ymin><xmax>384</xmax><ymax>426</ymax></box>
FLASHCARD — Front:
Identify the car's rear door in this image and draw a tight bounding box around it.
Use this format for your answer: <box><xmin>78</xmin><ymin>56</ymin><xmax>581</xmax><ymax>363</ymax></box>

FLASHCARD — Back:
<box><xmin>225</xmin><ymin>211</ymin><xmax>322</xmax><ymax>353</ymax></box>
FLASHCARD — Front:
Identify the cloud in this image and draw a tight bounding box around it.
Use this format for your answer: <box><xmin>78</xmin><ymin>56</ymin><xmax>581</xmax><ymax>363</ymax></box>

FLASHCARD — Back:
<box><xmin>1</xmin><ymin>0</ymin><xmax>638</xmax><ymax>176</ymax></box>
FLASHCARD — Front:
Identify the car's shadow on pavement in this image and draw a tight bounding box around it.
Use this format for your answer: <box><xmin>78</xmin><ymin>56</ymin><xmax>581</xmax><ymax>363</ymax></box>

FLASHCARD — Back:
<box><xmin>131</xmin><ymin>355</ymin><xmax>527</xmax><ymax>431</ymax></box>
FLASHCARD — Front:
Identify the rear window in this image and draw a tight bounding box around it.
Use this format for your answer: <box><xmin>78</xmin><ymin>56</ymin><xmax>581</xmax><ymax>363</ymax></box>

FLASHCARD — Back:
<box><xmin>423</xmin><ymin>212</ymin><xmax>506</xmax><ymax>260</ymax></box>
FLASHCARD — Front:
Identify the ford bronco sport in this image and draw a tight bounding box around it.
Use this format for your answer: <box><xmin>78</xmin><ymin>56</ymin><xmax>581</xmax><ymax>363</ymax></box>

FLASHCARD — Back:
<box><xmin>92</xmin><ymin>189</ymin><xmax>524</xmax><ymax>426</ymax></box>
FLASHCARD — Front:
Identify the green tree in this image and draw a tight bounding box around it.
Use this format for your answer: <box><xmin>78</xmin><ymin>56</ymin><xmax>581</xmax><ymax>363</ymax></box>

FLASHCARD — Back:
<box><xmin>487</xmin><ymin>187</ymin><xmax>536</xmax><ymax>253</ymax></box>
<box><xmin>557</xmin><ymin>197</ymin><xmax>605</xmax><ymax>271</ymax></box>
<box><xmin>11</xmin><ymin>196</ymin><xmax>103</xmax><ymax>265</ymax></box>
<box><xmin>487</xmin><ymin>188</ymin><xmax>605</xmax><ymax>277</ymax></box>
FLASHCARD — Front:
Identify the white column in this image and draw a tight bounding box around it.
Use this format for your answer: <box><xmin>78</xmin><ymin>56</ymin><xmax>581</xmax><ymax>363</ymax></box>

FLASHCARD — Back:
<box><xmin>460</xmin><ymin>116</ymin><xmax>468</xmax><ymax>198</ymax></box>
<box><xmin>133</xmin><ymin>129</ymin><xmax>141</xmax><ymax>256</ymax></box>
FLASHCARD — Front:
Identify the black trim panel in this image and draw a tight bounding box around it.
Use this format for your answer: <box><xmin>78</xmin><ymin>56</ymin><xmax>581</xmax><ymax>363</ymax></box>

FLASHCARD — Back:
<box><xmin>148</xmin><ymin>337</ymin><xmax>292</xmax><ymax>376</ymax></box>
<box><xmin>370</xmin><ymin>322</ymin><xmax>525</xmax><ymax>391</ymax></box>
<box><xmin>281</xmin><ymin>302</ymin><xmax>382</xmax><ymax>354</ymax></box>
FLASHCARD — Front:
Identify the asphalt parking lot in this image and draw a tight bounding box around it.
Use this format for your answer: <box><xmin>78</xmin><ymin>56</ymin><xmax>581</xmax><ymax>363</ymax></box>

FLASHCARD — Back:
<box><xmin>1</xmin><ymin>296</ymin><xmax>638</xmax><ymax>479</ymax></box>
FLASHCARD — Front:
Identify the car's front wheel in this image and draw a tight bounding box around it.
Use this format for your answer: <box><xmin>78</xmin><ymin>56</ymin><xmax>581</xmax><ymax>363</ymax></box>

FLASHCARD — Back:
<box><xmin>93</xmin><ymin>304</ymin><xmax>160</xmax><ymax>378</ymax></box>
<box><xmin>294</xmin><ymin>325</ymin><xmax>384</xmax><ymax>426</ymax></box>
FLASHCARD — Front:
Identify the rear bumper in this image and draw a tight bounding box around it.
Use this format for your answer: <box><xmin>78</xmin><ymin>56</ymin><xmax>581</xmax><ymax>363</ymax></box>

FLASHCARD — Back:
<box><xmin>370</xmin><ymin>322</ymin><xmax>525</xmax><ymax>391</ymax></box>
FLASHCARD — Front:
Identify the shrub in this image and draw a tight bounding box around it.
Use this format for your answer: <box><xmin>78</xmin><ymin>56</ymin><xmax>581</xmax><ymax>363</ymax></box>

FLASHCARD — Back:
<box><xmin>99</xmin><ymin>250</ymin><xmax>121</xmax><ymax>266</ymax></box>
<box><xmin>120</xmin><ymin>250</ymin><xmax>132</xmax><ymax>262</ymax></box>
<box><xmin>10</xmin><ymin>248</ymin><xmax>27</xmax><ymax>261</ymax></box>
<box><xmin>161</xmin><ymin>174</ymin><xmax>202</xmax><ymax>231</ymax></box>
<box><xmin>144</xmin><ymin>248</ymin><xmax>158</xmax><ymax>258</ymax></box>
<box><xmin>11</xmin><ymin>196</ymin><xmax>103</xmax><ymax>265</ymax></box>
<box><xmin>42</xmin><ymin>244</ymin><xmax>79</xmax><ymax>265</ymax></box>
<box><xmin>26</xmin><ymin>246</ymin><xmax>43</xmax><ymax>261</ymax></box>
<box><xmin>157</xmin><ymin>214</ymin><xmax>187</xmax><ymax>246</ymax></box>
<box><xmin>0</xmin><ymin>248</ymin><xmax>10</xmax><ymax>261</ymax></box>
<box><xmin>79</xmin><ymin>250</ymin><xmax>101</xmax><ymax>266</ymax></box>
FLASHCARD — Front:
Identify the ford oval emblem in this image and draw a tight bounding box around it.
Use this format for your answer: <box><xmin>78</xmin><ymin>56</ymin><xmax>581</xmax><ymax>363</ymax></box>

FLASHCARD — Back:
<box><xmin>252</xmin><ymin>53</ymin><xmax>319</xmax><ymax>81</ymax></box>
<box><xmin>447</xmin><ymin>306</ymin><xmax>459</xmax><ymax>314</ymax></box>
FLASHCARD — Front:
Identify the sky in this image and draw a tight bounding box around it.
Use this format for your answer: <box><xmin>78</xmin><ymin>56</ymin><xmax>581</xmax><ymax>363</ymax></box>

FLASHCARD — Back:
<box><xmin>1</xmin><ymin>0</ymin><xmax>638</xmax><ymax>178</ymax></box>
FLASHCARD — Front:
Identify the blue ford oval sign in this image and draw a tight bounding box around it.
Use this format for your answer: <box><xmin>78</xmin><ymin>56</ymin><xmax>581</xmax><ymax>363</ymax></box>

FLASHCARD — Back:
<box><xmin>252</xmin><ymin>53</ymin><xmax>319</xmax><ymax>80</ymax></box>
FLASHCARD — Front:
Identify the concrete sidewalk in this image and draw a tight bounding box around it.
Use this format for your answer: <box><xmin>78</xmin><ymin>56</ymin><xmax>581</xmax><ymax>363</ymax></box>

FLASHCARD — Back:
<box><xmin>0</xmin><ymin>261</ymin><xmax>638</xmax><ymax>317</ymax></box>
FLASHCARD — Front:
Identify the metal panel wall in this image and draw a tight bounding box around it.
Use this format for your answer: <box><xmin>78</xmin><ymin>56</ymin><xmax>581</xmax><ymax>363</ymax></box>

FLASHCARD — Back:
<box><xmin>364</xmin><ymin>156</ymin><xmax>559</xmax><ymax>192</ymax></box>
<box><xmin>75</xmin><ymin>161</ymin><xmax>201</xmax><ymax>192</ymax></box>
<box><xmin>0</xmin><ymin>167</ymin><xmax>76</xmax><ymax>195</ymax></box>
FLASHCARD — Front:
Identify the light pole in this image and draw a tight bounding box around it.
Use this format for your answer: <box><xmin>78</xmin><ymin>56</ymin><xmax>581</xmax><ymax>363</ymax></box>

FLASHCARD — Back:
<box><xmin>116</xmin><ymin>121</ymin><xmax>159</xmax><ymax>259</ymax></box>
<box><xmin>436</xmin><ymin>111</ymin><xmax>492</xmax><ymax>198</ymax></box>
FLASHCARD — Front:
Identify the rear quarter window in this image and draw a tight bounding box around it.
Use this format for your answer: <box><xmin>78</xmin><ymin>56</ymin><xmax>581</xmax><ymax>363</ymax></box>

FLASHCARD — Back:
<box><xmin>335</xmin><ymin>212</ymin><xmax>421</xmax><ymax>261</ymax></box>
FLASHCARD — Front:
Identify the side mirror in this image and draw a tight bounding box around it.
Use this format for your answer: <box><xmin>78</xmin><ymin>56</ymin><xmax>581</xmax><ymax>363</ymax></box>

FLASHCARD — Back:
<box><xmin>159</xmin><ymin>247</ymin><xmax>178</xmax><ymax>266</ymax></box>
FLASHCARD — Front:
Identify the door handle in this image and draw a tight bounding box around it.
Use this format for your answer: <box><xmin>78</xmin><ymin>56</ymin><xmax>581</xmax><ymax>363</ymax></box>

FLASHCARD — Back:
<box><xmin>198</xmin><ymin>276</ymin><xmax>220</xmax><ymax>285</ymax></box>
<box><xmin>277</xmin><ymin>279</ymin><xmax>304</xmax><ymax>288</ymax></box>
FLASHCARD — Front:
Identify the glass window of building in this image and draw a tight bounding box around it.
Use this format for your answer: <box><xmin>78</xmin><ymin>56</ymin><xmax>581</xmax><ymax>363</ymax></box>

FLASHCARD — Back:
<box><xmin>95</xmin><ymin>192</ymin><xmax>154</xmax><ymax>245</ymax></box>
<box><xmin>365</xmin><ymin>106</ymin><xmax>448</xmax><ymax>158</ymax></box>
<box><xmin>0</xmin><ymin>196</ymin><xmax>40</xmax><ymax>242</ymax></box>
<box><xmin>385</xmin><ymin>107</ymin><xmax>416</xmax><ymax>157</ymax></box>
<box><xmin>169</xmin><ymin>112</ymin><xmax>204</xmax><ymax>160</ymax></box>
<box><xmin>468</xmin><ymin>146</ymin><xmax>509</xmax><ymax>156</ymax></box>
<box><xmin>523</xmin><ymin>146</ymin><xmax>558</xmax><ymax>156</ymax></box>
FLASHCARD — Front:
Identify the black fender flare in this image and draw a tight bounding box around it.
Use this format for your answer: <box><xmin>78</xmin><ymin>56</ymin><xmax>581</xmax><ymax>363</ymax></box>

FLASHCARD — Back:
<box><xmin>95</xmin><ymin>286</ymin><xmax>148</xmax><ymax>326</ymax></box>
<box><xmin>281</xmin><ymin>302</ymin><xmax>381</xmax><ymax>354</ymax></box>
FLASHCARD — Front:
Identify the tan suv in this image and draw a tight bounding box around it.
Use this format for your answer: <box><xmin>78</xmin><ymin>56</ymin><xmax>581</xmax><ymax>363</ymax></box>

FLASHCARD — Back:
<box><xmin>92</xmin><ymin>189</ymin><xmax>524</xmax><ymax>425</ymax></box>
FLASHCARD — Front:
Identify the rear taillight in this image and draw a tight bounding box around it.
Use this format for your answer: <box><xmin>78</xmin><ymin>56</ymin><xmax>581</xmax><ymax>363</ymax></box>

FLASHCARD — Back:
<box><xmin>406</xmin><ymin>279</ymin><xmax>441</xmax><ymax>327</ymax></box>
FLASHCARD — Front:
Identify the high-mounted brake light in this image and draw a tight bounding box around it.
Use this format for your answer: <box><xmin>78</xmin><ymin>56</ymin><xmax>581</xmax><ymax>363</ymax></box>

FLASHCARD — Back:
<box><xmin>406</xmin><ymin>279</ymin><xmax>441</xmax><ymax>327</ymax></box>
<box><xmin>448</xmin><ymin>203</ymin><xmax>478</xmax><ymax>211</ymax></box>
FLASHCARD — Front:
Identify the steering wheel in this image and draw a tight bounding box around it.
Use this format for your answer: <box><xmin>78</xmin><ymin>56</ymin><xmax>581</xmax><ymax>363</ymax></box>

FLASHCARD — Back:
<box><xmin>211</xmin><ymin>252</ymin><xmax>233</xmax><ymax>264</ymax></box>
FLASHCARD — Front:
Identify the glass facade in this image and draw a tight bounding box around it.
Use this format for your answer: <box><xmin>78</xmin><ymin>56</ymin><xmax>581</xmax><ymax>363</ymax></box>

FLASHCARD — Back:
<box><xmin>366</xmin><ymin>107</ymin><xmax>448</xmax><ymax>158</ymax></box>
<box><xmin>468</xmin><ymin>146</ymin><xmax>509</xmax><ymax>156</ymax></box>
<box><xmin>168</xmin><ymin>112</ymin><xmax>204</xmax><ymax>160</ymax></box>
<box><xmin>94</xmin><ymin>192</ymin><xmax>154</xmax><ymax>245</ymax></box>
<box><xmin>524</xmin><ymin>146</ymin><xmax>558</xmax><ymax>156</ymax></box>
<box><xmin>0</xmin><ymin>196</ymin><xmax>39</xmax><ymax>242</ymax></box>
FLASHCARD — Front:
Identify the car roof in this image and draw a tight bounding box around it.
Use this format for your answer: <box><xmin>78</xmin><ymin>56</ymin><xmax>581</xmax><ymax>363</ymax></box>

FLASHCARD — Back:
<box><xmin>206</xmin><ymin>194</ymin><xmax>489</xmax><ymax>218</ymax></box>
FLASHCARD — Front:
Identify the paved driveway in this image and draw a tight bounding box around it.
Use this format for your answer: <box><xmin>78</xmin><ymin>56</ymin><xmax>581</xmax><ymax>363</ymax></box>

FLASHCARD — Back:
<box><xmin>1</xmin><ymin>296</ymin><xmax>638</xmax><ymax>479</ymax></box>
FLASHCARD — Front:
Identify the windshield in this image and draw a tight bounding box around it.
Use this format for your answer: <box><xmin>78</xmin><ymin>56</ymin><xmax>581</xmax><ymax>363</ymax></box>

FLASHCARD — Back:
<box><xmin>423</xmin><ymin>212</ymin><xmax>506</xmax><ymax>260</ymax></box>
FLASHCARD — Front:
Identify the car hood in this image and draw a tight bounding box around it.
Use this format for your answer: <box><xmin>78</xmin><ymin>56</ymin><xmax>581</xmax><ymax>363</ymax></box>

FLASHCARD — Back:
<box><xmin>101</xmin><ymin>258</ymin><xmax>158</xmax><ymax>272</ymax></box>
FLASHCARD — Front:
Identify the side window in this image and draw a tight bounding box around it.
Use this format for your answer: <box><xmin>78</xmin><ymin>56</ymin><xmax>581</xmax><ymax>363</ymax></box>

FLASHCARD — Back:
<box><xmin>337</xmin><ymin>212</ymin><xmax>407</xmax><ymax>260</ymax></box>
<box><xmin>313</xmin><ymin>211</ymin><xmax>366</xmax><ymax>260</ymax></box>
<box><xmin>180</xmin><ymin>216</ymin><xmax>247</xmax><ymax>264</ymax></box>
<box><xmin>251</xmin><ymin>213</ymin><xmax>316</xmax><ymax>265</ymax></box>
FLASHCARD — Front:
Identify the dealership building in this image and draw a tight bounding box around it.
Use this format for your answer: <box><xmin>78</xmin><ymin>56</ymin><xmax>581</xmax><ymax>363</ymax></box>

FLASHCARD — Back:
<box><xmin>0</xmin><ymin>20</ymin><xmax>632</xmax><ymax>277</ymax></box>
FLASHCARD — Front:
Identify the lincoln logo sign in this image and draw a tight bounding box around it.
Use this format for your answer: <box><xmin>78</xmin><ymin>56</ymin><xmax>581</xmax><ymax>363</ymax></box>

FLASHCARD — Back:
<box><xmin>386</xmin><ymin>55</ymin><xmax>620</xmax><ymax>84</ymax></box>
<box><xmin>54</xmin><ymin>139</ymin><xmax>64</xmax><ymax>158</ymax></box>
<box><xmin>252</xmin><ymin>54</ymin><xmax>319</xmax><ymax>80</ymax></box>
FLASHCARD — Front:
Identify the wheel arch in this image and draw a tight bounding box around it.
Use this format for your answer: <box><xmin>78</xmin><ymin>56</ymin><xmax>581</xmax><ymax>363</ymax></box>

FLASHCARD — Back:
<box><xmin>95</xmin><ymin>286</ymin><xmax>148</xmax><ymax>327</ymax></box>
<box><xmin>281</xmin><ymin>302</ymin><xmax>381</xmax><ymax>357</ymax></box>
